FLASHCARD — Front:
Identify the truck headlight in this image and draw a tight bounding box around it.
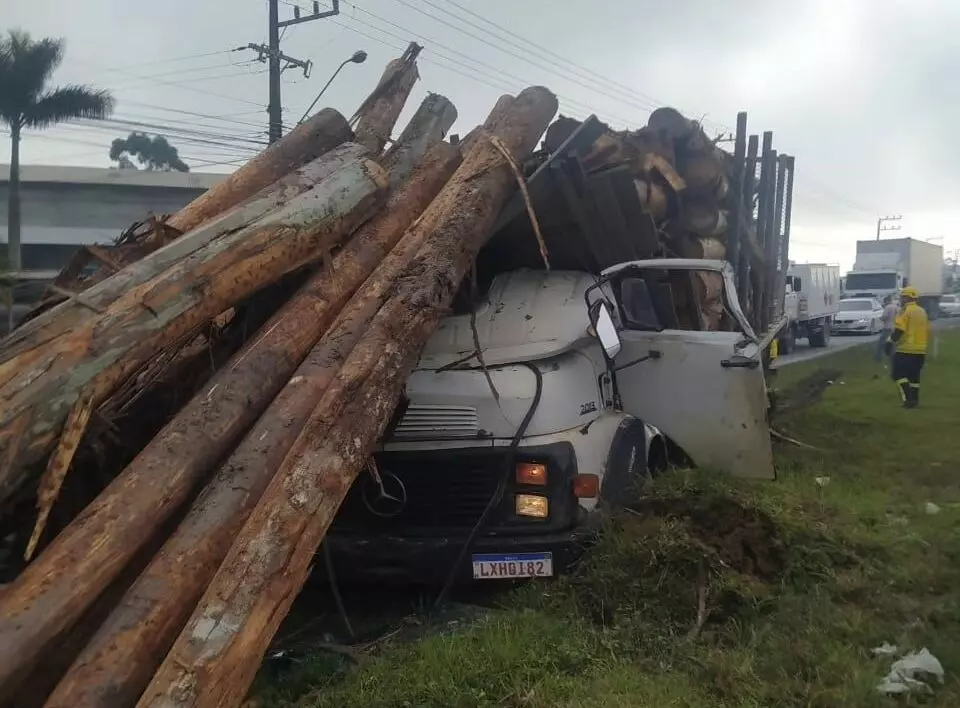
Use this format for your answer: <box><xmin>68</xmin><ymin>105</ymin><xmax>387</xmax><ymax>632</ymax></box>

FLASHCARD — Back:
<box><xmin>516</xmin><ymin>462</ymin><xmax>548</xmax><ymax>486</ymax></box>
<box><xmin>515</xmin><ymin>494</ymin><xmax>549</xmax><ymax>518</ymax></box>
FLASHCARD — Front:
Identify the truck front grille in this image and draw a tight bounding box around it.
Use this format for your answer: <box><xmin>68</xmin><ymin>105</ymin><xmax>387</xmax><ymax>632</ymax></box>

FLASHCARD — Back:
<box><xmin>391</xmin><ymin>404</ymin><xmax>480</xmax><ymax>440</ymax></box>
<box><xmin>332</xmin><ymin>454</ymin><xmax>502</xmax><ymax>534</ymax></box>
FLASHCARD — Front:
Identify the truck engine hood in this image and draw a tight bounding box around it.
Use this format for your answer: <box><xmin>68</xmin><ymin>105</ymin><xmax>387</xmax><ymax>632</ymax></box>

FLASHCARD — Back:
<box><xmin>418</xmin><ymin>269</ymin><xmax>595</xmax><ymax>369</ymax></box>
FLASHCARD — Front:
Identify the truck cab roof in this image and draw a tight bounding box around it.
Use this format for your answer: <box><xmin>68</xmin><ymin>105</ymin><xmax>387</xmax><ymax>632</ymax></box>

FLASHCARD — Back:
<box><xmin>419</xmin><ymin>269</ymin><xmax>594</xmax><ymax>369</ymax></box>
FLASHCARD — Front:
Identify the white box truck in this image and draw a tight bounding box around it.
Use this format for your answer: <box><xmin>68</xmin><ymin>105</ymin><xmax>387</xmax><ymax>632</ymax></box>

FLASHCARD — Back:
<box><xmin>779</xmin><ymin>263</ymin><xmax>841</xmax><ymax>351</ymax></box>
<box><xmin>845</xmin><ymin>238</ymin><xmax>944</xmax><ymax>315</ymax></box>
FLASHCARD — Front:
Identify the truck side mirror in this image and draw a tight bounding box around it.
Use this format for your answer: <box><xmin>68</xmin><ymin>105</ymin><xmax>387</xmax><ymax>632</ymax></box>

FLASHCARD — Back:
<box><xmin>590</xmin><ymin>301</ymin><xmax>622</xmax><ymax>359</ymax></box>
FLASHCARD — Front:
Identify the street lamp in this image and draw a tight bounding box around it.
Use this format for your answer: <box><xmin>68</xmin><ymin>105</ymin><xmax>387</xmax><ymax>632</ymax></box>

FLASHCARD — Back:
<box><xmin>297</xmin><ymin>50</ymin><xmax>368</xmax><ymax>126</ymax></box>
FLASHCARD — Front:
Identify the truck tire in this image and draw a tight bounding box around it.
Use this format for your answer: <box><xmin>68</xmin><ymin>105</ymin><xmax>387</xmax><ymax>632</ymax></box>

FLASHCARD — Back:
<box><xmin>808</xmin><ymin>319</ymin><xmax>831</xmax><ymax>348</ymax></box>
<box><xmin>600</xmin><ymin>419</ymin><xmax>658</xmax><ymax>505</ymax></box>
<box><xmin>778</xmin><ymin>324</ymin><xmax>797</xmax><ymax>355</ymax></box>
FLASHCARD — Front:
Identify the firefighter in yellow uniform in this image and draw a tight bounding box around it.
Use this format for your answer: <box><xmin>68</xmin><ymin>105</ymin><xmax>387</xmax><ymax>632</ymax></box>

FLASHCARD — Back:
<box><xmin>884</xmin><ymin>287</ymin><xmax>930</xmax><ymax>408</ymax></box>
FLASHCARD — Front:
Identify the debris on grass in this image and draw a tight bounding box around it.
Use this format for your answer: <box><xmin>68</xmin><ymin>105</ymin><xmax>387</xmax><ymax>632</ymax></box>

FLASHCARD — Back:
<box><xmin>876</xmin><ymin>647</ymin><xmax>945</xmax><ymax>695</ymax></box>
<box><xmin>871</xmin><ymin>642</ymin><xmax>899</xmax><ymax>657</ymax></box>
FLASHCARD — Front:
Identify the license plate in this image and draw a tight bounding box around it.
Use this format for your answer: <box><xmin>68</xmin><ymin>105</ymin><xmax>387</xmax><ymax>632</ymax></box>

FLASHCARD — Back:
<box><xmin>471</xmin><ymin>552</ymin><xmax>553</xmax><ymax>579</ymax></box>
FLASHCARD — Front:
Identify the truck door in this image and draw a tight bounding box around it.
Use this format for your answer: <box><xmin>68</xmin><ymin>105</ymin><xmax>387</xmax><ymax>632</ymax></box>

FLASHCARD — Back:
<box><xmin>600</xmin><ymin>259</ymin><xmax>776</xmax><ymax>480</ymax></box>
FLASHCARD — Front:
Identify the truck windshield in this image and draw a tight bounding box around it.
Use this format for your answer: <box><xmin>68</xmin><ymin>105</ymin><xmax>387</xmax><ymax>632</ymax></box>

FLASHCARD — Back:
<box><xmin>845</xmin><ymin>272</ymin><xmax>897</xmax><ymax>290</ymax></box>
<box><xmin>839</xmin><ymin>300</ymin><xmax>873</xmax><ymax>312</ymax></box>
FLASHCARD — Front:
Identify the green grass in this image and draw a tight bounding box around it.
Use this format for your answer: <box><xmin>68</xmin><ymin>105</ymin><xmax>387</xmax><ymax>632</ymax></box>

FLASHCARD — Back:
<box><xmin>258</xmin><ymin>333</ymin><xmax>960</xmax><ymax>707</ymax></box>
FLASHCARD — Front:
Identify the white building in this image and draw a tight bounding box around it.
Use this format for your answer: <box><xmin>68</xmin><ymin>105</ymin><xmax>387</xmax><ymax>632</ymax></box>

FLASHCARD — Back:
<box><xmin>0</xmin><ymin>164</ymin><xmax>224</xmax><ymax>274</ymax></box>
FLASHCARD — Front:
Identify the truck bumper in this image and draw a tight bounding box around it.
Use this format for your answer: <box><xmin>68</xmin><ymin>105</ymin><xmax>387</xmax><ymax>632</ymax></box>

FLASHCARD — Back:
<box><xmin>323</xmin><ymin>413</ymin><xmax>646</xmax><ymax>584</ymax></box>
<box><xmin>324</xmin><ymin>524</ymin><xmax>598</xmax><ymax>584</ymax></box>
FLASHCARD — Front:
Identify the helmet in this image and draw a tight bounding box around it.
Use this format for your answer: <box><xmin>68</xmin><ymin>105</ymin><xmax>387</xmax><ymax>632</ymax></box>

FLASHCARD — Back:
<box><xmin>901</xmin><ymin>287</ymin><xmax>919</xmax><ymax>300</ymax></box>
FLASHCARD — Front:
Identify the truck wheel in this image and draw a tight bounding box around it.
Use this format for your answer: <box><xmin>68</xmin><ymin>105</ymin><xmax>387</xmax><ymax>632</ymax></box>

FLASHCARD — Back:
<box><xmin>601</xmin><ymin>420</ymin><xmax>656</xmax><ymax>504</ymax></box>
<box><xmin>779</xmin><ymin>325</ymin><xmax>796</xmax><ymax>355</ymax></box>
<box><xmin>808</xmin><ymin>319</ymin><xmax>832</xmax><ymax>348</ymax></box>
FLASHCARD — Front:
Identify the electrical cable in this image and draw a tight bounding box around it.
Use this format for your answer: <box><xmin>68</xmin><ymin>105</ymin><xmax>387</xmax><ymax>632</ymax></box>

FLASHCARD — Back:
<box><xmin>433</xmin><ymin>361</ymin><xmax>544</xmax><ymax>609</ymax></box>
<box><xmin>331</xmin><ymin>14</ymin><xmax>635</xmax><ymax>128</ymax></box>
<box><xmin>322</xmin><ymin>541</ymin><xmax>355</xmax><ymax>639</ymax></box>
<box><xmin>384</xmin><ymin>0</ymin><xmax>672</xmax><ymax>121</ymax></box>
<box><xmin>403</xmin><ymin>0</ymin><xmax>730</xmax><ymax>134</ymax></box>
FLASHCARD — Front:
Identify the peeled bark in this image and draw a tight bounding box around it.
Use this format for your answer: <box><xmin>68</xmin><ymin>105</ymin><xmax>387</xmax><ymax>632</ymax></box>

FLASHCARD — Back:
<box><xmin>42</xmin><ymin>141</ymin><xmax>462</xmax><ymax>708</ymax></box>
<box><xmin>0</xmin><ymin>145</ymin><xmax>385</xmax><ymax>508</ymax></box>
<box><xmin>353</xmin><ymin>43</ymin><xmax>422</xmax><ymax>155</ymax></box>
<box><xmin>0</xmin><ymin>145</ymin><xmax>388</xmax><ymax>692</ymax></box>
<box><xmin>16</xmin><ymin>109</ymin><xmax>352</xmax><ymax>320</ymax></box>
<box><xmin>138</xmin><ymin>85</ymin><xmax>558</xmax><ymax>708</ymax></box>
<box><xmin>381</xmin><ymin>93</ymin><xmax>458</xmax><ymax>186</ymax></box>
<box><xmin>168</xmin><ymin>109</ymin><xmax>352</xmax><ymax>234</ymax></box>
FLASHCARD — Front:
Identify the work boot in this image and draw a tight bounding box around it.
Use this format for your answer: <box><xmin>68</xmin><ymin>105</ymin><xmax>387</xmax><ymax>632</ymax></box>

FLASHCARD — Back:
<box><xmin>905</xmin><ymin>385</ymin><xmax>920</xmax><ymax>409</ymax></box>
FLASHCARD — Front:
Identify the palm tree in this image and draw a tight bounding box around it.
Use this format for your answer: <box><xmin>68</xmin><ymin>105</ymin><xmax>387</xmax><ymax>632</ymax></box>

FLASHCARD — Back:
<box><xmin>0</xmin><ymin>29</ymin><xmax>114</xmax><ymax>271</ymax></box>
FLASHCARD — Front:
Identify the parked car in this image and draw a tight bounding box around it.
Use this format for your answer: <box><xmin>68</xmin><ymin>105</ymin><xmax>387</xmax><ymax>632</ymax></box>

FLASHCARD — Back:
<box><xmin>940</xmin><ymin>294</ymin><xmax>960</xmax><ymax>317</ymax></box>
<box><xmin>832</xmin><ymin>297</ymin><xmax>884</xmax><ymax>335</ymax></box>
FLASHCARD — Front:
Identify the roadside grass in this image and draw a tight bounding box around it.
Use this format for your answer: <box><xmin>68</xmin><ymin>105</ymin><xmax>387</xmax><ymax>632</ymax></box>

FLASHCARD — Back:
<box><xmin>258</xmin><ymin>332</ymin><xmax>960</xmax><ymax>707</ymax></box>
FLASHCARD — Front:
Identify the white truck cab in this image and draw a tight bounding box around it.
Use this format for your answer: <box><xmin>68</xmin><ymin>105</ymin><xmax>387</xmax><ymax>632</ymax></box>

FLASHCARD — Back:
<box><xmin>327</xmin><ymin>259</ymin><xmax>775</xmax><ymax>583</ymax></box>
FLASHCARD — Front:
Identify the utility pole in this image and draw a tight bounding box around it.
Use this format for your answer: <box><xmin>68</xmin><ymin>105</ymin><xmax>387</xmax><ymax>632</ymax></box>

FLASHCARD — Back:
<box><xmin>876</xmin><ymin>214</ymin><xmax>902</xmax><ymax>240</ymax></box>
<box><xmin>248</xmin><ymin>0</ymin><xmax>342</xmax><ymax>143</ymax></box>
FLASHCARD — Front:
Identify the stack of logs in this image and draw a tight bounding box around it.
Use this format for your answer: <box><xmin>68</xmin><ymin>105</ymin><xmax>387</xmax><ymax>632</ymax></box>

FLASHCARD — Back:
<box><xmin>543</xmin><ymin>107</ymin><xmax>790</xmax><ymax>332</ymax></box>
<box><xmin>0</xmin><ymin>43</ymin><xmax>558</xmax><ymax>708</ymax></box>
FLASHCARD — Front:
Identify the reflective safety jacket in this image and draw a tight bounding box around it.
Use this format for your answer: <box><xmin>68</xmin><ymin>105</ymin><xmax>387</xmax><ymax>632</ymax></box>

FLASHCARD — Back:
<box><xmin>892</xmin><ymin>302</ymin><xmax>930</xmax><ymax>355</ymax></box>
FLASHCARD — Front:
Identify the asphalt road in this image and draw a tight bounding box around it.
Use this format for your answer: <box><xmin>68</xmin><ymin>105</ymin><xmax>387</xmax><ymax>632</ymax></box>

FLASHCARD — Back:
<box><xmin>774</xmin><ymin>317</ymin><xmax>960</xmax><ymax>368</ymax></box>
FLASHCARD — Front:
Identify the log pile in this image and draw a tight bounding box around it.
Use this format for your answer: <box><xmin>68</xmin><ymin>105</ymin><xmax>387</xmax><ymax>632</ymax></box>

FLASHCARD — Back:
<box><xmin>0</xmin><ymin>41</ymin><xmax>559</xmax><ymax>708</ymax></box>
<box><xmin>0</xmin><ymin>41</ymin><xmax>786</xmax><ymax>707</ymax></box>
<box><xmin>536</xmin><ymin>107</ymin><xmax>781</xmax><ymax>330</ymax></box>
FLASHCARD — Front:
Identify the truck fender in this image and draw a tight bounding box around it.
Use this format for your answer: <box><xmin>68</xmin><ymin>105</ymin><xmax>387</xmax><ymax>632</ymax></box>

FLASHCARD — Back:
<box><xmin>599</xmin><ymin>417</ymin><xmax>666</xmax><ymax>505</ymax></box>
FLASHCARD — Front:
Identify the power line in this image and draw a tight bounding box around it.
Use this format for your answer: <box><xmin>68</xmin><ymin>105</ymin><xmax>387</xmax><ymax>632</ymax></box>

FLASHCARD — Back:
<box><xmin>413</xmin><ymin>0</ymin><xmax>663</xmax><ymax>111</ymax></box>
<box><xmin>10</xmin><ymin>132</ymin><xmax>252</xmax><ymax>166</ymax></box>
<box><xmin>118</xmin><ymin>49</ymin><xmax>239</xmax><ymax>70</ymax></box>
<box><xmin>106</xmin><ymin>59</ymin><xmax>252</xmax><ymax>84</ymax></box>
<box><xmin>74</xmin><ymin>59</ymin><xmax>266</xmax><ymax>108</ymax></box>
<box><xmin>358</xmin><ymin>1</ymin><xmax>655</xmax><ymax>126</ymax></box>
<box><xmin>333</xmin><ymin>12</ymin><xmax>637</xmax><ymax>128</ymax></box>
<box><xmin>71</xmin><ymin>120</ymin><xmax>265</xmax><ymax>152</ymax></box>
<box><xmin>109</xmin><ymin>68</ymin><xmax>269</xmax><ymax>93</ymax></box>
<box><xmin>120</xmin><ymin>103</ymin><xmax>269</xmax><ymax>131</ymax></box>
<box><xmin>60</xmin><ymin>122</ymin><xmax>263</xmax><ymax>155</ymax></box>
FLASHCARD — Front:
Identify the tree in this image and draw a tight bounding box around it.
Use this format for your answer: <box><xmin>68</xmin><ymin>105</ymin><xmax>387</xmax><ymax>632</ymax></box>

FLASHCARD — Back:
<box><xmin>0</xmin><ymin>29</ymin><xmax>114</xmax><ymax>271</ymax></box>
<box><xmin>110</xmin><ymin>132</ymin><xmax>189</xmax><ymax>172</ymax></box>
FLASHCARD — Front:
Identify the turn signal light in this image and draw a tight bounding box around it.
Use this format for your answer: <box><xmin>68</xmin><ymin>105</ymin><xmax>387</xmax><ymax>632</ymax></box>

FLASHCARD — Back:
<box><xmin>516</xmin><ymin>462</ymin><xmax>548</xmax><ymax>486</ymax></box>
<box><xmin>515</xmin><ymin>494</ymin><xmax>549</xmax><ymax>518</ymax></box>
<box><xmin>573</xmin><ymin>474</ymin><xmax>599</xmax><ymax>498</ymax></box>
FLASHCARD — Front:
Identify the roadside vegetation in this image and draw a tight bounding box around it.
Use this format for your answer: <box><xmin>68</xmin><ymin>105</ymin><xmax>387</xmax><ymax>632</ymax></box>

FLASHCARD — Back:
<box><xmin>256</xmin><ymin>332</ymin><xmax>960</xmax><ymax>707</ymax></box>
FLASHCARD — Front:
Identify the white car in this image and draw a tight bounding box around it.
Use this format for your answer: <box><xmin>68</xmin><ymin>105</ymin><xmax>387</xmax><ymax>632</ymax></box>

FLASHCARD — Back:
<box><xmin>833</xmin><ymin>297</ymin><xmax>884</xmax><ymax>335</ymax></box>
<box><xmin>940</xmin><ymin>294</ymin><xmax>960</xmax><ymax>317</ymax></box>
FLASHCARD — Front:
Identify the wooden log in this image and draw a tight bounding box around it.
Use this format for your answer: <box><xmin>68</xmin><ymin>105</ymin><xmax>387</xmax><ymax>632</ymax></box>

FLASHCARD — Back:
<box><xmin>0</xmin><ymin>147</ymin><xmax>389</xmax><ymax>690</ymax></box>
<box><xmin>138</xmin><ymin>85</ymin><xmax>558</xmax><ymax>708</ymax></box>
<box><xmin>2</xmin><ymin>136</ymin><xmax>358</xmax><ymax>369</ymax></box>
<box><xmin>681</xmin><ymin>201</ymin><xmax>729</xmax><ymax>239</ymax></box>
<box><xmin>15</xmin><ymin>109</ymin><xmax>352</xmax><ymax>320</ymax></box>
<box><xmin>353</xmin><ymin>43</ymin><xmax>421</xmax><ymax>155</ymax></box>
<box><xmin>41</xmin><ymin>142</ymin><xmax>462</xmax><ymax>708</ymax></box>
<box><xmin>0</xmin><ymin>145</ymin><xmax>386</xmax><ymax>510</ymax></box>
<box><xmin>381</xmin><ymin>93</ymin><xmax>457</xmax><ymax>186</ymax></box>
<box><xmin>647</xmin><ymin>107</ymin><xmax>696</xmax><ymax>141</ymax></box>
<box><xmin>458</xmin><ymin>94</ymin><xmax>514</xmax><ymax>154</ymax></box>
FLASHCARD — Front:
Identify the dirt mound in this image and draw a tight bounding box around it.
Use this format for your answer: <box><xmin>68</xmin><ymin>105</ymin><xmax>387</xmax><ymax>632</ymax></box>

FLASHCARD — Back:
<box><xmin>629</xmin><ymin>495</ymin><xmax>786</xmax><ymax>581</ymax></box>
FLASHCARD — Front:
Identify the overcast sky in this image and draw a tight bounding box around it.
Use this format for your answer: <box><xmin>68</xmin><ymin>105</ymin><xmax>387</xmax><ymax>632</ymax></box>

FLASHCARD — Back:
<box><xmin>3</xmin><ymin>0</ymin><xmax>958</xmax><ymax>270</ymax></box>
